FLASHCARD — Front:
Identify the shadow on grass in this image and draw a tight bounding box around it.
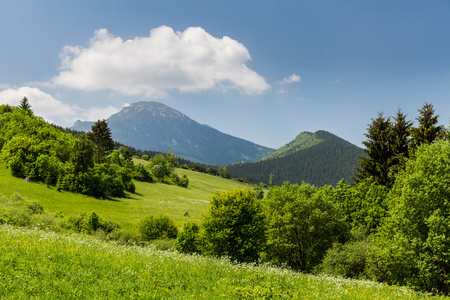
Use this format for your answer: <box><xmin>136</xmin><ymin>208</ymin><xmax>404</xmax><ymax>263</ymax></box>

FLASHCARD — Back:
<box><xmin>110</xmin><ymin>192</ymin><xmax>143</xmax><ymax>201</ymax></box>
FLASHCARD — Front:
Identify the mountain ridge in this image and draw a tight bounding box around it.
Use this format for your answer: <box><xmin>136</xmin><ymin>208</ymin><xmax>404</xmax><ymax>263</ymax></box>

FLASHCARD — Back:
<box><xmin>228</xmin><ymin>130</ymin><xmax>362</xmax><ymax>186</ymax></box>
<box><xmin>72</xmin><ymin>101</ymin><xmax>274</xmax><ymax>165</ymax></box>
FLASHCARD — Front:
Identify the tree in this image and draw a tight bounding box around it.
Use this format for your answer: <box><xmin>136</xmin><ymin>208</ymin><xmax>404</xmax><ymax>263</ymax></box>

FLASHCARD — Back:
<box><xmin>19</xmin><ymin>97</ymin><xmax>32</xmax><ymax>114</ymax></box>
<box><xmin>410</xmin><ymin>102</ymin><xmax>444</xmax><ymax>150</ymax></box>
<box><xmin>264</xmin><ymin>182</ymin><xmax>348</xmax><ymax>271</ymax></box>
<box><xmin>355</xmin><ymin>112</ymin><xmax>393</xmax><ymax>187</ymax></box>
<box><xmin>200</xmin><ymin>188</ymin><xmax>266</xmax><ymax>263</ymax></box>
<box><xmin>87</xmin><ymin>120</ymin><xmax>114</xmax><ymax>164</ymax></box>
<box><xmin>71</xmin><ymin>134</ymin><xmax>94</xmax><ymax>173</ymax></box>
<box><xmin>387</xmin><ymin>109</ymin><xmax>412</xmax><ymax>181</ymax></box>
<box><xmin>367</xmin><ymin>141</ymin><xmax>450</xmax><ymax>294</ymax></box>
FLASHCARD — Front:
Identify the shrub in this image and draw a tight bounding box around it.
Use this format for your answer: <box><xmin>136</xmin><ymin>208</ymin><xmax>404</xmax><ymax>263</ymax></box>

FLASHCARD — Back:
<box><xmin>200</xmin><ymin>188</ymin><xmax>266</xmax><ymax>263</ymax></box>
<box><xmin>171</xmin><ymin>173</ymin><xmax>189</xmax><ymax>188</ymax></box>
<box><xmin>320</xmin><ymin>227</ymin><xmax>370</xmax><ymax>279</ymax></box>
<box><xmin>138</xmin><ymin>214</ymin><xmax>178</xmax><ymax>241</ymax></box>
<box><xmin>151</xmin><ymin>164</ymin><xmax>166</xmax><ymax>179</ymax></box>
<box><xmin>174</xmin><ymin>222</ymin><xmax>201</xmax><ymax>254</ymax></box>
<box><xmin>253</xmin><ymin>187</ymin><xmax>264</xmax><ymax>199</ymax></box>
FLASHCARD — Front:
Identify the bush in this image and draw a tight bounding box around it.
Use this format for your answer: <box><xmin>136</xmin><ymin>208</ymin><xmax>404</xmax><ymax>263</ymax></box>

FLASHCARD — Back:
<box><xmin>138</xmin><ymin>214</ymin><xmax>178</xmax><ymax>241</ymax></box>
<box><xmin>253</xmin><ymin>187</ymin><xmax>264</xmax><ymax>199</ymax></box>
<box><xmin>151</xmin><ymin>164</ymin><xmax>166</xmax><ymax>179</ymax></box>
<box><xmin>200</xmin><ymin>188</ymin><xmax>266</xmax><ymax>263</ymax></box>
<box><xmin>171</xmin><ymin>173</ymin><xmax>189</xmax><ymax>188</ymax></box>
<box><xmin>133</xmin><ymin>163</ymin><xmax>153</xmax><ymax>182</ymax></box>
<box><xmin>320</xmin><ymin>227</ymin><xmax>370</xmax><ymax>279</ymax></box>
<box><xmin>174</xmin><ymin>222</ymin><xmax>201</xmax><ymax>254</ymax></box>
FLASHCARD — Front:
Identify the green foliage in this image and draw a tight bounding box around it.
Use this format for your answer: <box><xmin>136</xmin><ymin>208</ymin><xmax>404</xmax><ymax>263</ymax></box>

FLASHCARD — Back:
<box><xmin>138</xmin><ymin>214</ymin><xmax>178</xmax><ymax>241</ymax></box>
<box><xmin>171</xmin><ymin>173</ymin><xmax>189</xmax><ymax>188</ymax></box>
<box><xmin>200</xmin><ymin>188</ymin><xmax>266</xmax><ymax>263</ymax></box>
<box><xmin>367</xmin><ymin>141</ymin><xmax>450</xmax><ymax>294</ymax></box>
<box><xmin>355</xmin><ymin>112</ymin><xmax>393</xmax><ymax>187</ymax></box>
<box><xmin>320</xmin><ymin>227</ymin><xmax>370</xmax><ymax>279</ymax></box>
<box><xmin>410</xmin><ymin>102</ymin><xmax>445</xmax><ymax>150</ymax></box>
<box><xmin>335</xmin><ymin>178</ymin><xmax>388</xmax><ymax>233</ymax></box>
<box><xmin>264</xmin><ymin>182</ymin><xmax>349</xmax><ymax>272</ymax></box>
<box><xmin>0</xmin><ymin>193</ymin><xmax>43</xmax><ymax>227</ymax></box>
<box><xmin>87</xmin><ymin>119</ymin><xmax>115</xmax><ymax>164</ymax></box>
<box><xmin>19</xmin><ymin>96</ymin><xmax>33</xmax><ymax>114</ymax></box>
<box><xmin>151</xmin><ymin>164</ymin><xmax>166</xmax><ymax>179</ymax></box>
<box><xmin>0</xmin><ymin>109</ymin><xmax>135</xmax><ymax>198</ymax></box>
<box><xmin>174</xmin><ymin>222</ymin><xmax>201</xmax><ymax>254</ymax></box>
<box><xmin>133</xmin><ymin>163</ymin><xmax>153</xmax><ymax>182</ymax></box>
<box><xmin>356</xmin><ymin>104</ymin><xmax>447</xmax><ymax>189</ymax></box>
<box><xmin>141</xmin><ymin>154</ymin><xmax>149</xmax><ymax>161</ymax></box>
<box><xmin>253</xmin><ymin>186</ymin><xmax>264</xmax><ymax>199</ymax></box>
<box><xmin>70</xmin><ymin>134</ymin><xmax>94</xmax><ymax>173</ymax></box>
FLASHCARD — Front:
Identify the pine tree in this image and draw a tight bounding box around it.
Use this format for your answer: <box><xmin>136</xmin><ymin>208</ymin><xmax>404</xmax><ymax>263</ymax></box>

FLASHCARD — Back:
<box><xmin>410</xmin><ymin>102</ymin><xmax>444</xmax><ymax>149</ymax></box>
<box><xmin>87</xmin><ymin>120</ymin><xmax>115</xmax><ymax>164</ymax></box>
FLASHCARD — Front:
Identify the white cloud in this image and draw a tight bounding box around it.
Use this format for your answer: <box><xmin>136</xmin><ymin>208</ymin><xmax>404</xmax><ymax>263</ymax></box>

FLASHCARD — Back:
<box><xmin>82</xmin><ymin>105</ymin><xmax>119</xmax><ymax>122</ymax></box>
<box><xmin>51</xmin><ymin>26</ymin><xmax>270</xmax><ymax>96</ymax></box>
<box><xmin>0</xmin><ymin>87</ymin><xmax>119</xmax><ymax>126</ymax></box>
<box><xmin>278</xmin><ymin>73</ymin><xmax>301</xmax><ymax>85</ymax></box>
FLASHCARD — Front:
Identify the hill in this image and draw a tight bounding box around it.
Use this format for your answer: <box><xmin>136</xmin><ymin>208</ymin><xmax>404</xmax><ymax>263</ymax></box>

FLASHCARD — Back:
<box><xmin>0</xmin><ymin>160</ymin><xmax>253</xmax><ymax>230</ymax></box>
<box><xmin>71</xmin><ymin>101</ymin><xmax>274</xmax><ymax>165</ymax></box>
<box><xmin>227</xmin><ymin>130</ymin><xmax>363</xmax><ymax>186</ymax></box>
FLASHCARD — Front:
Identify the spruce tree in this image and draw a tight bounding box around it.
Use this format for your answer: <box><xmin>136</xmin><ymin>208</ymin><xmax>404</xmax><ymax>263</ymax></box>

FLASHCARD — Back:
<box><xmin>355</xmin><ymin>112</ymin><xmax>393</xmax><ymax>187</ymax></box>
<box><xmin>87</xmin><ymin>119</ymin><xmax>115</xmax><ymax>164</ymax></box>
<box><xmin>410</xmin><ymin>102</ymin><xmax>444</xmax><ymax>149</ymax></box>
<box><xmin>19</xmin><ymin>97</ymin><xmax>33</xmax><ymax>114</ymax></box>
<box><xmin>388</xmin><ymin>109</ymin><xmax>412</xmax><ymax>180</ymax></box>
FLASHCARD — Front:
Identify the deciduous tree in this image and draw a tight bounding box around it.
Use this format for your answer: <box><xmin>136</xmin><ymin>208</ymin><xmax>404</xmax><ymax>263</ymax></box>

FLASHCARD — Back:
<box><xmin>200</xmin><ymin>188</ymin><xmax>266</xmax><ymax>263</ymax></box>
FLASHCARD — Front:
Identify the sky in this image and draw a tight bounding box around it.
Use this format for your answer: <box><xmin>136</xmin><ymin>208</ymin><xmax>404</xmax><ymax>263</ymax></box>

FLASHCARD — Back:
<box><xmin>1</xmin><ymin>1</ymin><xmax>450</xmax><ymax>149</ymax></box>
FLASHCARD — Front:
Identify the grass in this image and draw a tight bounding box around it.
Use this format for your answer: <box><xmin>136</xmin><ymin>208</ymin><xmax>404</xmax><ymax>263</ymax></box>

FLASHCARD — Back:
<box><xmin>0</xmin><ymin>162</ymin><xmax>254</xmax><ymax>230</ymax></box>
<box><xmin>1</xmin><ymin>224</ymin><xmax>446</xmax><ymax>300</ymax></box>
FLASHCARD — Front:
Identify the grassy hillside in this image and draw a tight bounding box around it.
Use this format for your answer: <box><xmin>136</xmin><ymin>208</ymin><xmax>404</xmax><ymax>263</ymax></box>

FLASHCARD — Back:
<box><xmin>0</xmin><ymin>161</ymin><xmax>253</xmax><ymax>230</ymax></box>
<box><xmin>1</xmin><ymin>225</ymin><xmax>444</xmax><ymax>299</ymax></box>
<box><xmin>260</xmin><ymin>131</ymin><xmax>325</xmax><ymax>161</ymax></box>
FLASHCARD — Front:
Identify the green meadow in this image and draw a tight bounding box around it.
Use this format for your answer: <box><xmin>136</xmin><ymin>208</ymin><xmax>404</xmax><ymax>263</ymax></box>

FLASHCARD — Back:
<box><xmin>1</xmin><ymin>160</ymin><xmax>448</xmax><ymax>299</ymax></box>
<box><xmin>1</xmin><ymin>225</ymin><xmax>445</xmax><ymax>299</ymax></box>
<box><xmin>0</xmin><ymin>161</ymin><xmax>251</xmax><ymax>230</ymax></box>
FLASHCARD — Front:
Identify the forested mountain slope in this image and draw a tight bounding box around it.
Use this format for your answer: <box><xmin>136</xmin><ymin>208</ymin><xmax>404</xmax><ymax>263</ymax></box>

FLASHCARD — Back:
<box><xmin>227</xmin><ymin>130</ymin><xmax>363</xmax><ymax>186</ymax></box>
<box><xmin>72</xmin><ymin>101</ymin><xmax>274</xmax><ymax>165</ymax></box>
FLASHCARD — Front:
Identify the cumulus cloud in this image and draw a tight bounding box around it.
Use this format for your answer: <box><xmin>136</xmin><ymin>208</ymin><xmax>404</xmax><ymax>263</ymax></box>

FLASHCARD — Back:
<box><xmin>0</xmin><ymin>87</ymin><xmax>118</xmax><ymax>126</ymax></box>
<box><xmin>278</xmin><ymin>73</ymin><xmax>301</xmax><ymax>85</ymax></box>
<box><xmin>51</xmin><ymin>26</ymin><xmax>270</xmax><ymax>96</ymax></box>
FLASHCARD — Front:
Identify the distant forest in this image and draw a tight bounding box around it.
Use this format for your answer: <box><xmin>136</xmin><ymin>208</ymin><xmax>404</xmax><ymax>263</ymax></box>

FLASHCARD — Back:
<box><xmin>227</xmin><ymin>133</ymin><xmax>362</xmax><ymax>186</ymax></box>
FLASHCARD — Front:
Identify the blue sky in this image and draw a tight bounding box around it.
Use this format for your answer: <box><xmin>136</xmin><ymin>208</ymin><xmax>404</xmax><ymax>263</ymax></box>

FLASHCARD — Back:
<box><xmin>1</xmin><ymin>1</ymin><xmax>450</xmax><ymax>149</ymax></box>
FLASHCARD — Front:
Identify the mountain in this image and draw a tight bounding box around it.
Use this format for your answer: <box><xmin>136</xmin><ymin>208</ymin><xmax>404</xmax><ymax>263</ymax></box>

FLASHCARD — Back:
<box><xmin>72</xmin><ymin>101</ymin><xmax>274</xmax><ymax>165</ymax></box>
<box><xmin>227</xmin><ymin>130</ymin><xmax>363</xmax><ymax>187</ymax></box>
